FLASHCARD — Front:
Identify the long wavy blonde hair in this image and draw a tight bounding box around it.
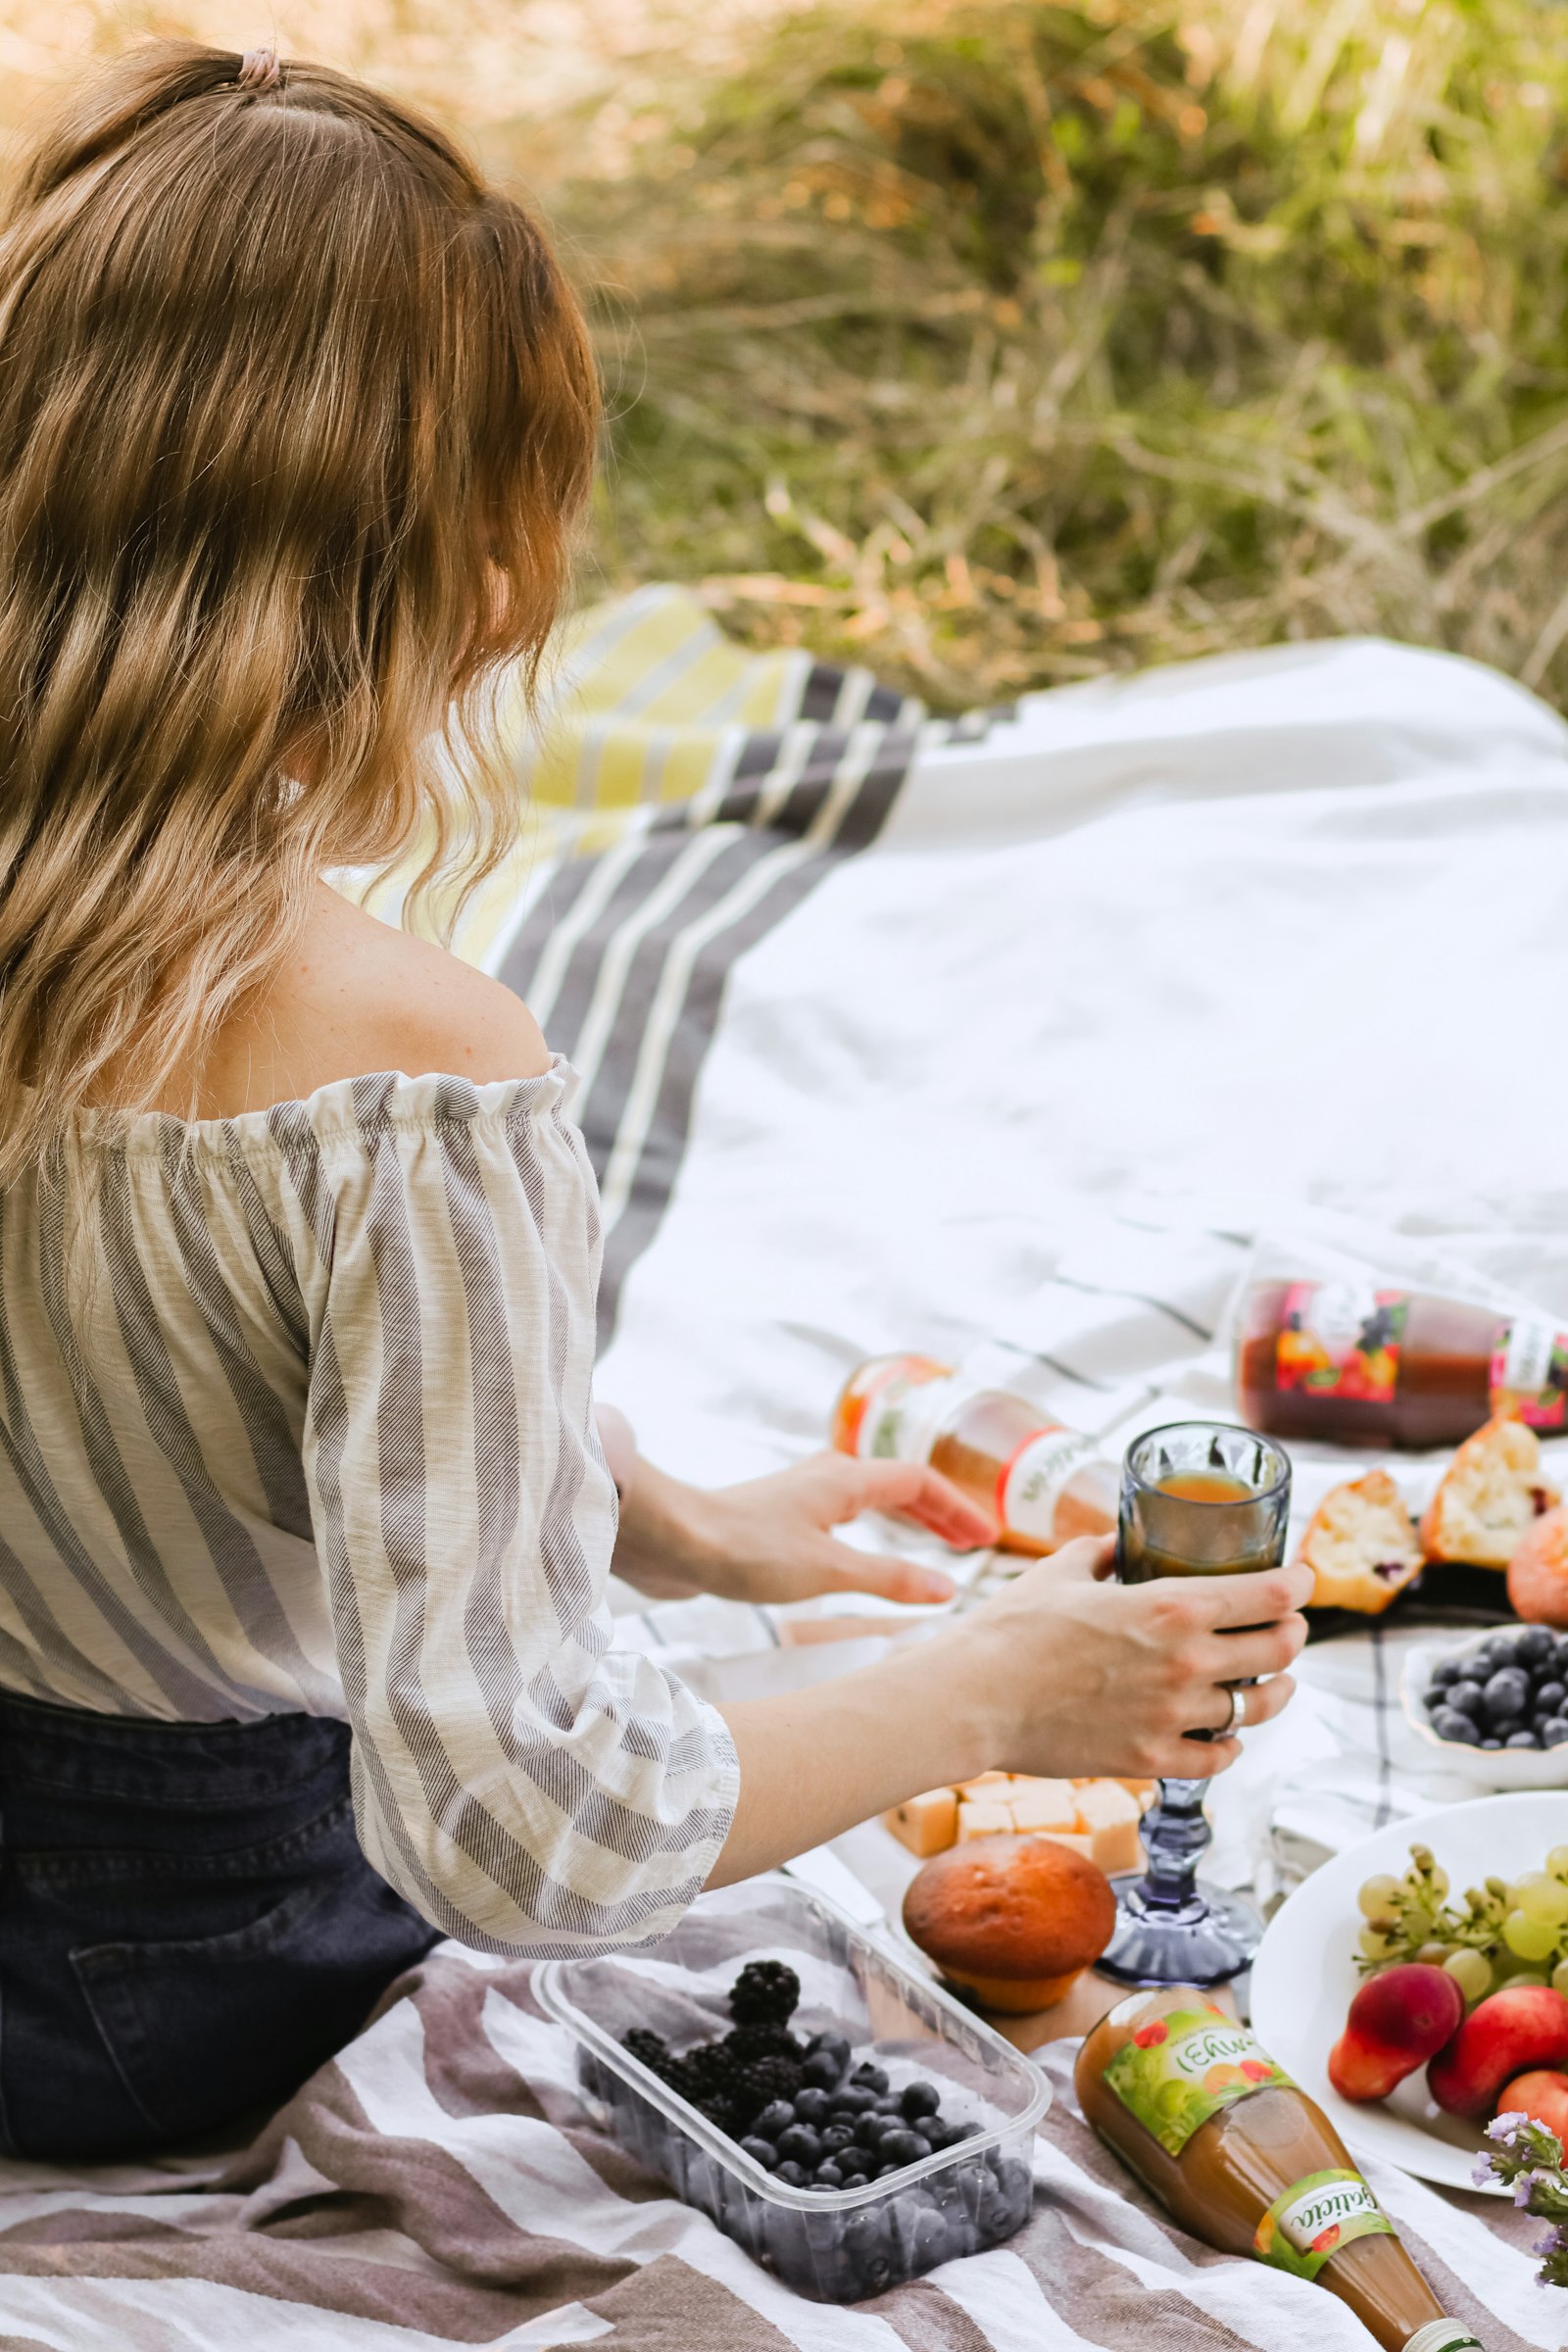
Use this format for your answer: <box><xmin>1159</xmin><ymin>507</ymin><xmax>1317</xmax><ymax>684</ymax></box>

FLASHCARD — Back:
<box><xmin>0</xmin><ymin>42</ymin><xmax>598</xmax><ymax>1176</ymax></box>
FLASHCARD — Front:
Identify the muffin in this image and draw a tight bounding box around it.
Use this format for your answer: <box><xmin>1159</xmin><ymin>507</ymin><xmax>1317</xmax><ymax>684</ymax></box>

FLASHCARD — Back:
<box><xmin>1419</xmin><ymin>1416</ymin><xmax>1560</xmax><ymax>1569</ymax></box>
<box><xmin>1508</xmin><ymin>1502</ymin><xmax>1568</xmax><ymax>1626</ymax></box>
<box><xmin>903</xmin><ymin>1834</ymin><xmax>1116</xmax><ymax>2014</ymax></box>
<box><xmin>1298</xmin><ymin>1469</ymin><xmax>1423</xmax><ymax>1613</ymax></box>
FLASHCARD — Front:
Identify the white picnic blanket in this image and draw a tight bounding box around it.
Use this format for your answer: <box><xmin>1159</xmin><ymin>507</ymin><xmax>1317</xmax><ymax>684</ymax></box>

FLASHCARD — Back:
<box><xmin>2</xmin><ymin>615</ymin><xmax>1563</xmax><ymax>2349</ymax></box>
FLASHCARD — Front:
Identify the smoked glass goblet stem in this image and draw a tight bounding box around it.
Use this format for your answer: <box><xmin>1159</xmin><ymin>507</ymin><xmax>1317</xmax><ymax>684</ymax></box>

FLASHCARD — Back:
<box><xmin>1099</xmin><ymin>1421</ymin><xmax>1292</xmax><ymax>1990</ymax></box>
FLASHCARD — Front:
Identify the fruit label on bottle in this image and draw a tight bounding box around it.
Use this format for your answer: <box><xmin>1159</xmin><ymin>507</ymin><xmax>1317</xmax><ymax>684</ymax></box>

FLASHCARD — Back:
<box><xmin>1252</xmin><ymin>2168</ymin><xmax>1394</xmax><ymax>2280</ymax></box>
<box><xmin>856</xmin><ymin>1369</ymin><xmax>960</xmax><ymax>1464</ymax></box>
<box><xmin>1491</xmin><ymin>1315</ymin><xmax>1568</xmax><ymax>1432</ymax></box>
<box><xmin>1102</xmin><ymin>2001</ymin><xmax>1294</xmax><ymax>2157</ymax></box>
<box><xmin>999</xmin><ymin>1425</ymin><xmax>1098</xmax><ymax>1544</ymax></box>
<box><xmin>1275</xmin><ymin>1281</ymin><xmax>1408</xmax><ymax>1404</ymax></box>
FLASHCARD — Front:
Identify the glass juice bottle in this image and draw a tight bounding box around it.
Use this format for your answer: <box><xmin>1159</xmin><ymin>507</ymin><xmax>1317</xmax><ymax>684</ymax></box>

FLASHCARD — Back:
<box><xmin>830</xmin><ymin>1353</ymin><xmax>1115</xmax><ymax>1552</ymax></box>
<box><xmin>1077</xmin><ymin>1987</ymin><xmax>1483</xmax><ymax>2352</ymax></box>
<box><xmin>1236</xmin><ymin>1277</ymin><xmax>1568</xmax><ymax>1450</ymax></box>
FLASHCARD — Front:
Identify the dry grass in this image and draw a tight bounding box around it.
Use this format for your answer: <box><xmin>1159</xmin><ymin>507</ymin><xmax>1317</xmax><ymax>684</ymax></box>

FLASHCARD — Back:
<box><xmin>2</xmin><ymin>0</ymin><xmax>1566</xmax><ymax>710</ymax></box>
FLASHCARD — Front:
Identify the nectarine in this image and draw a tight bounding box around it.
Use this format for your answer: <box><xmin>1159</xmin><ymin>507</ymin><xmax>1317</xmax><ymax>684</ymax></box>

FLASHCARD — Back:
<box><xmin>1497</xmin><ymin>2068</ymin><xmax>1568</xmax><ymax>2141</ymax></box>
<box><xmin>1508</xmin><ymin>1503</ymin><xmax>1568</xmax><ymax>1627</ymax></box>
<box><xmin>1428</xmin><ymin>1984</ymin><xmax>1568</xmax><ymax>2120</ymax></box>
<box><xmin>1328</xmin><ymin>1964</ymin><xmax>1464</xmax><ymax>2102</ymax></box>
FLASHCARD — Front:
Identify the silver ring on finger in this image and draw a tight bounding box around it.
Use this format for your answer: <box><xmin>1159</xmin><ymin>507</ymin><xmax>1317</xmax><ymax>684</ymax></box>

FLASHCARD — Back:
<box><xmin>1224</xmin><ymin>1685</ymin><xmax>1248</xmax><ymax>1735</ymax></box>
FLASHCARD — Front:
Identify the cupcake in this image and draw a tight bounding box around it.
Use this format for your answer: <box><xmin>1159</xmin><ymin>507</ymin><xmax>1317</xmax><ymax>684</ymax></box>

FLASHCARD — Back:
<box><xmin>903</xmin><ymin>1834</ymin><xmax>1116</xmax><ymax>2015</ymax></box>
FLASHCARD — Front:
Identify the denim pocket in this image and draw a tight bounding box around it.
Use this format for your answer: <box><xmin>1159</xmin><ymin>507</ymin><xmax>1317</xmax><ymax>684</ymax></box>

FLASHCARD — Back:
<box><xmin>71</xmin><ymin>1858</ymin><xmax>435</xmax><ymax>2141</ymax></box>
<box><xmin>73</xmin><ymin>1878</ymin><xmax>340</xmax><ymax>2138</ymax></box>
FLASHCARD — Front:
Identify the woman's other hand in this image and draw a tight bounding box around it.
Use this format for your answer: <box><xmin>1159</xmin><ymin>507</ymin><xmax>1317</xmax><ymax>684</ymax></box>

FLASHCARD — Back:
<box><xmin>951</xmin><ymin>1536</ymin><xmax>1310</xmax><ymax>1784</ymax></box>
<box><xmin>611</xmin><ymin>1448</ymin><xmax>994</xmax><ymax>1609</ymax></box>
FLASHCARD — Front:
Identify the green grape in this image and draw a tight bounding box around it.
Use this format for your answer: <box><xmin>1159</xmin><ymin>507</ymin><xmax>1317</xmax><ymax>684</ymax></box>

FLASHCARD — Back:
<box><xmin>1357</xmin><ymin>1875</ymin><xmax>1403</xmax><ymax>1923</ymax></box>
<box><xmin>1486</xmin><ymin>1877</ymin><xmax>1514</xmax><ymax>1902</ymax></box>
<box><xmin>1503</xmin><ymin>1909</ymin><xmax>1560</xmax><ymax>1963</ymax></box>
<box><xmin>1358</xmin><ymin>1925</ymin><xmax>1395</xmax><ymax>1962</ymax></box>
<box><xmin>1552</xmin><ymin>1958</ymin><xmax>1568</xmax><ymax>1998</ymax></box>
<box><xmin>1427</xmin><ymin>1866</ymin><xmax>1449</xmax><ymax>1900</ymax></box>
<box><xmin>1445</xmin><ymin>1948</ymin><xmax>1494</xmax><ymax>2004</ymax></box>
<box><xmin>1518</xmin><ymin>1872</ymin><xmax>1568</xmax><ymax>1927</ymax></box>
<box><xmin>1549</xmin><ymin>1846</ymin><xmax>1568</xmax><ymax>1882</ymax></box>
<box><xmin>1507</xmin><ymin>1971</ymin><xmax>1549</xmax><ymax>1990</ymax></box>
<box><xmin>1415</xmin><ymin>1941</ymin><xmax>1451</xmax><ymax>1968</ymax></box>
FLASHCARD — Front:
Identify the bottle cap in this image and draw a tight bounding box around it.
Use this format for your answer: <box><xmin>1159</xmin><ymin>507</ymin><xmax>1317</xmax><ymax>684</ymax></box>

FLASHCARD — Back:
<box><xmin>1403</xmin><ymin>2323</ymin><xmax>1485</xmax><ymax>2352</ymax></box>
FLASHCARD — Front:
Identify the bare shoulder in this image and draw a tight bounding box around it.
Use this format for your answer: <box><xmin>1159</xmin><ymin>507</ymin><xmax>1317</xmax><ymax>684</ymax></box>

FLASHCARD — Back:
<box><xmin>194</xmin><ymin>885</ymin><xmax>549</xmax><ymax>1115</ymax></box>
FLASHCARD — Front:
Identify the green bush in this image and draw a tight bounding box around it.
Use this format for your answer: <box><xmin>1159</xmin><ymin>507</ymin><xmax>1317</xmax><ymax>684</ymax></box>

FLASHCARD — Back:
<box><xmin>544</xmin><ymin>0</ymin><xmax>1568</xmax><ymax>708</ymax></box>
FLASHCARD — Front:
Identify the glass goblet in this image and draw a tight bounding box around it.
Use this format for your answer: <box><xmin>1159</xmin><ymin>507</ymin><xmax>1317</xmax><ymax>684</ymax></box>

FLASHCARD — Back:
<box><xmin>1098</xmin><ymin>1420</ymin><xmax>1292</xmax><ymax>1989</ymax></box>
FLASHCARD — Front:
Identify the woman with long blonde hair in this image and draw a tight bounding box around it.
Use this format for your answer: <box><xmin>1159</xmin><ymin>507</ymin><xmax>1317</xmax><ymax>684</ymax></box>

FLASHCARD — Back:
<box><xmin>0</xmin><ymin>41</ymin><xmax>1306</xmax><ymax>2160</ymax></box>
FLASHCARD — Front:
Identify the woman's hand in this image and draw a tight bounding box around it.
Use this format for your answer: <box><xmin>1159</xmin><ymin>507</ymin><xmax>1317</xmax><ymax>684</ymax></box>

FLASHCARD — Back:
<box><xmin>611</xmin><ymin>1449</ymin><xmax>995</xmax><ymax>1610</ymax></box>
<box><xmin>950</xmin><ymin>1536</ymin><xmax>1311</xmax><ymax>1783</ymax></box>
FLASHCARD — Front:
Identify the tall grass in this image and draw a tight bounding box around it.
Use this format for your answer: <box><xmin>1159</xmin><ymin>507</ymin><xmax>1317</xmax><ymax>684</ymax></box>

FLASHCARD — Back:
<box><xmin>538</xmin><ymin>0</ymin><xmax>1568</xmax><ymax>709</ymax></box>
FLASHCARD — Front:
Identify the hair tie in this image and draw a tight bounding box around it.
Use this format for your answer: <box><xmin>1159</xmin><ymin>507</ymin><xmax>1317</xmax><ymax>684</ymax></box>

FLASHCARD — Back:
<box><xmin>236</xmin><ymin>49</ymin><xmax>281</xmax><ymax>91</ymax></box>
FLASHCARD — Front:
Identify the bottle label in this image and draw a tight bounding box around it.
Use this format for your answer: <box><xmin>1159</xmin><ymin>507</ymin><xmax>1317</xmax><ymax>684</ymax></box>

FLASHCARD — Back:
<box><xmin>1401</xmin><ymin>2327</ymin><xmax>1485</xmax><ymax>2352</ymax></box>
<box><xmin>1275</xmin><ymin>1281</ymin><xmax>1408</xmax><ymax>1404</ymax></box>
<box><xmin>857</xmin><ymin>1369</ymin><xmax>957</xmax><ymax>1464</ymax></box>
<box><xmin>1491</xmin><ymin>1315</ymin><xmax>1568</xmax><ymax>1433</ymax></box>
<box><xmin>999</xmin><ymin>1425</ymin><xmax>1098</xmax><ymax>1544</ymax></box>
<box><xmin>1252</xmin><ymin>2167</ymin><xmax>1394</xmax><ymax>2280</ymax></box>
<box><xmin>1102</xmin><ymin>2001</ymin><xmax>1294</xmax><ymax>2157</ymax></box>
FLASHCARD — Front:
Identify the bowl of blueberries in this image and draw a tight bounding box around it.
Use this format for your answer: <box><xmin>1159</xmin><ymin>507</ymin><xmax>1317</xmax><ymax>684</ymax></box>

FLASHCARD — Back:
<box><xmin>1402</xmin><ymin>1623</ymin><xmax>1568</xmax><ymax>1788</ymax></box>
<box><xmin>534</xmin><ymin>1874</ymin><xmax>1044</xmax><ymax>2302</ymax></box>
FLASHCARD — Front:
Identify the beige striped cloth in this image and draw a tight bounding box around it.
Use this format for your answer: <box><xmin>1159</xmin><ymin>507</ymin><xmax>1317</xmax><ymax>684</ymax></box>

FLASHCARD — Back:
<box><xmin>0</xmin><ymin>1063</ymin><xmax>737</xmax><ymax>1954</ymax></box>
<box><xmin>0</xmin><ymin>1941</ymin><xmax>1529</xmax><ymax>2352</ymax></box>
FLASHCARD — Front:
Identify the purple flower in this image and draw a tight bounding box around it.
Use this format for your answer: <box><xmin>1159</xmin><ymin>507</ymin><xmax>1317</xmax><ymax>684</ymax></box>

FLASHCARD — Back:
<box><xmin>1473</xmin><ymin>2152</ymin><xmax>1501</xmax><ymax>2188</ymax></box>
<box><xmin>1490</xmin><ymin>2110</ymin><xmax>1531</xmax><ymax>2144</ymax></box>
<box><xmin>1516</xmin><ymin>2175</ymin><xmax>1539</xmax><ymax>2208</ymax></box>
<box><xmin>1535</xmin><ymin>2228</ymin><xmax>1561</xmax><ymax>2258</ymax></box>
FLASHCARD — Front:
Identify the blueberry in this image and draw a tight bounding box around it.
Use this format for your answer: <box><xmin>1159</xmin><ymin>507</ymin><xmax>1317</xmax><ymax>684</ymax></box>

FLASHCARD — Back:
<box><xmin>1446</xmin><ymin>1680</ymin><xmax>1487</xmax><ymax>1721</ymax></box>
<box><xmin>854</xmin><ymin>2111</ymin><xmax>886</xmax><ymax>2149</ymax></box>
<box><xmin>1507</xmin><ymin>1730</ymin><xmax>1543</xmax><ymax>1748</ymax></box>
<box><xmin>1481</xmin><ymin>1737</ymin><xmax>1503</xmax><ymax>1749</ymax></box>
<box><xmin>774</xmin><ymin>2160</ymin><xmax>809</xmax><ymax>2187</ymax></box>
<box><xmin>739</xmin><ymin>2133</ymin><xmax>778</xmax><ymax>2169</ymax></box>
<box><xmin>801</xmin><ymin>2050</ymin><xmax>842</xmax><ymax>2091</ymax></box>
<box><xmin>852</xmin><ymin>2064</ymin><xmax>890</xmax><ymax>2094</ymax></box>
<box><xmin>1518</xmin><ymin>1627</ymin><xmax>1557</xmax><ymax>1669</ymax></box>
<box><xmin>877</xmin><ymin>2127</ymin><xmax>930</xmax><ymax>2167</ymax></box>
<box><xmin>839</xmin><ymin>2168</ymin><xmax>869</xmax><ymax>2190</ymax></box>
<box><xmin>1432</xmin><ymin>1707</ymin><xmax>1482</xmax><ymax>1743</ymax></box>
<box><xmin>1544</xmin><ymin>1718</ymin><xmax>1568</xmax><ymax>1745</ymax></box>
<box><xmin>877</xmin><ymin>2159</ymin><xmax>906</xmax><ymax>2178</ymax></box>
<box><xmin>806</xmin><ymin>2032</ymin><xmax>852</xmax><ymax>2075</ymax></box>
<box><xmin>841</xmin><ymin>2208</ymin><xmax>895</xmax><ymax>2293</ymax></box>
<box><xmin>1538</xmin><ymin>1682</ymin><xmax>1568</xmax><ymax>1716</ymax></box>
<box><xmin>1430</xmin><ymin>1658</ymin><xmax>1462</xmax><ymax>1689</ymax></box>
<box><xmin>827</xmin><ymin>2084</ymin><xmax>875</xmax><ymax>2115</ymax></box>
<box><xmin>776</xmin><ymin>2124</ymin><xmax>821</xmax><ymax>2166</ymax></box>
<box><xmin>820</xmin><ymin>2121</ymin><xmax>857</xmax><ymax>2152</ymax></box>
<box><xmin>890</xmin><ymin>2193</ymin><xmax>954</xmax><ymax>2270</ymax></box>
<box><xmin>1483</xmin><ymin>1666</ymin><xmax>1532</xmax><ymax>1722</ymax></box>
<box><xmin>754</xmin><ymin>2099</ymin><xmax>795</xmax><ymax>2140</ymax></box>
<box><xmin>901</xmin><ymin>2081</ymin><xmax>942</xmax><ymax>2121</ymax></box>
<box><xmin>814</xmin><ymin>2161</ymin><xmax>845</xmax><ymax>2188</ymax></box>
<box><xmin>792</xmin><ymin>2086</ymin><xmax>831</xmax><ymax>2126</ymax></box>
<box><xmin>873</xmin><ymin>2092</ymin><xmax>904</xmax><ymax>2115</ymax></box>
<box><xmin>1483</xmin><ymin>1633</ymin><xmax>1522</xmax><ymax>1670</ymax></box>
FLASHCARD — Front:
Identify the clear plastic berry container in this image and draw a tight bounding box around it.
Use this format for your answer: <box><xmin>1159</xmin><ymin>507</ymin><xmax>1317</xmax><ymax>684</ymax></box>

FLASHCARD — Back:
<box><xmin>533</xmin><ymin>1874</ymin><xmax>1048</xmax><ymax>2302</ymax></box>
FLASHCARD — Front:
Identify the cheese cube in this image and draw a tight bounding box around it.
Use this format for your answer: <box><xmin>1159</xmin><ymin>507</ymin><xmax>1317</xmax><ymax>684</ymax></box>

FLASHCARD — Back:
<box><xmin>1006</xmin><ymin>1777</ymin><xmax>1080</xmax><ymax>1833</ymax></box>
<box><xmin>883</xmin><ymin>1788</ymin><xmax>959</xmax><ymax>1858</ymax></box>
<box><xmin>1028</xmin><ymin>1828</ymin><xmax>1096</xmax><ymax>1862</ymax></box>
<box><xmin>956</xmin><ymin>1772</ymin><xmax>1011</xmax><ymax>1796</ymax></box>
<box><xmin>1073</xmin><ymin>1780</ymin><xmax>1143</xmax><ymax>1874</ymax></box>
<box><xmin>956</xmin><ymin>1799</ymin><xmax>1015</xmax><ymax>1841</ymax></box>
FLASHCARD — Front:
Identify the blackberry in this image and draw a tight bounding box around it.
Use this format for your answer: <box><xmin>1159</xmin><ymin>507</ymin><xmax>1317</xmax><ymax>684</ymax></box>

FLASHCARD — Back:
<box><xmin>732</xmin><ymin>2052</ymin><xmax>805</xmax><ymax>2126</ymax></box>
<box><xmin>622</xmin><ymin>2028</ymin><xmax>678</xmax><ymax>2082</ymax></box>
<box><xmin>728</xmin><ymin>1959</ymin><xmax>801</xmax><ymax>2027</ymax></box>
<box><xmin>680</xmin><ymin>2039</ymin><xmax>748</xmax><ymax>2103</ymax></box>
<box><xmin>724</xmin><ymin>2020</ymin><xmax>804</xmax><ymax>2066</ymax></box>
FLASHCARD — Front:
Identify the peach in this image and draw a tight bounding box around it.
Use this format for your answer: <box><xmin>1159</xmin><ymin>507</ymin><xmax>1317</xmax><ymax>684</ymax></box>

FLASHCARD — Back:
<box><xmin>1328</xmin><ymin>1964</ymin><xmax>1464</xmax><ymax>2103</ymax></box>
<box><xmin>1508</xmin><ymin>1503</ymin><xmax>1568</xmax><ymax>1627</ymax></box>
<box><xmin>1497</xmin><ymin>2068</ymin><xmax>1568</xmax><ymax>2141</ymax></box>
<box><xmin>1429</xmin><ymin>1985</ymin><xmax>1568</xmax><ymax>2119</ymax></box>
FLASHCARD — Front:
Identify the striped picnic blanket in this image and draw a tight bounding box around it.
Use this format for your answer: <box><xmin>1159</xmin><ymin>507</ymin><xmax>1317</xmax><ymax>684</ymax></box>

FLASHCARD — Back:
<box><xmin>5</xmin><ymin>592</ymin><xmax>1568</xmax><ymax>2347</ymax></box>
<box><xmin>0</xmin><ymin>1941</ymin><xmax>1527</xmax><ymax>2352</ymax></box>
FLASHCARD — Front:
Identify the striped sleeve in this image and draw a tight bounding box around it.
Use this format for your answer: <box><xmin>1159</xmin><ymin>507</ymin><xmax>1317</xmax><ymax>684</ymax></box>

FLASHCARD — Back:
<box><xmin>278</xmin><ymin>1064</ymin><xmax>740</xmax><ymax>1956</ymax></box>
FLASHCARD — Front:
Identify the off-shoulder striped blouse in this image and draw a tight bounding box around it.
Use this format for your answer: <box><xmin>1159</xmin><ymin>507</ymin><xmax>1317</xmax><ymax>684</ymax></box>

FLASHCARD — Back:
<box><xmin>0</xmin><ymin>1061</ymin><xmax>739</xmax><ymax>1955</ymax></box>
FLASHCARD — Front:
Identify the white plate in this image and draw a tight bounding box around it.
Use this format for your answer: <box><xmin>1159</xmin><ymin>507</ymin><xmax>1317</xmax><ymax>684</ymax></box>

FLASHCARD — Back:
<box><xmin>1250</xmin><ymin>1791</ymin><xmax>1568</xmax><ymax>2192</ymax></box>
<box><xmin>1401</xmin><ymin>1634</ymin><xmax>1568</xmax><ymax>1791</ymax></box>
